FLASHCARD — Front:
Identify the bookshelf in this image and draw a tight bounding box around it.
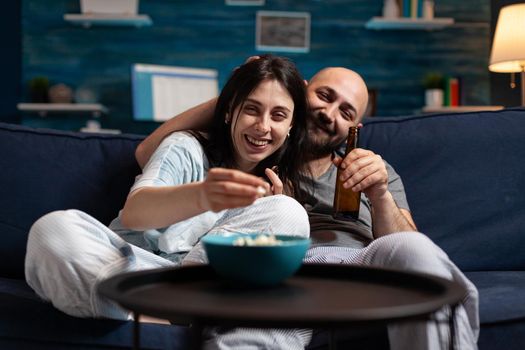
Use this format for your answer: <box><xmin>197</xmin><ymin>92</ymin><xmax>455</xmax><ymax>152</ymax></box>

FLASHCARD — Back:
<box><xmin>64</xmin><ymin>14</ymin><xmax>152</xmax><ymax>28</ymax></box>
<box><xmin>17</xmin><ymin>103</ymin><xmax>121</xmax><ymax>134</ymax></box>
<box><xmin>421</xmin><ymin>106</ymin><xmax>504</xmax><ymax>113</ymax></box>
<box><xmin>365</xmin><ymin>17</ymin><xmax>454</xmax><ymax>30</ymax></box>
<box><xmin>17</xmin><ymin>103</ymin><xmax>108</xmax><ymax>117</ymax></box>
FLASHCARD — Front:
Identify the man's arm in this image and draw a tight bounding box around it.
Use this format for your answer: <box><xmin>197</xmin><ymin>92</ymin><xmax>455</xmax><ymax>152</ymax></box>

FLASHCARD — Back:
<box><xmin>368</xmin><ymin>192</ymin><xmax>417</xmax><ymax>238</ymax></box>
<box><xmin>135</xmin><ymin>97</ymin><xmax>217</xmax><ymax>168</ymax></box>
<box><xmin>334</xmin><ymin>149</ymin><xmax>417</xmax><ymax>238</ymax></box>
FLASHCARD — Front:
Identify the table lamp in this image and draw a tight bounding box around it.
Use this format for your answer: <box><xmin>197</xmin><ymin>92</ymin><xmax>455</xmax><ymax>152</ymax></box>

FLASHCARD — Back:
<box><xmin>489</xmin><ymin>3</ymin><xmax>525</xmax><ymax>106</ymax></box>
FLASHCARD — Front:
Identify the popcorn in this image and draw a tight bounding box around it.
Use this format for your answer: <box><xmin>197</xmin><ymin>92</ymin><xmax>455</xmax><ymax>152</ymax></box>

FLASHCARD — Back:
<box><xmin>233</xmin><ymin>234</ymin><xmax>283</xmax><ymax>246</ymax></box>
<box><xmin>256</xmin><ymin>186</ymin><xmax>267</xmax><ymax>197</ymax></box>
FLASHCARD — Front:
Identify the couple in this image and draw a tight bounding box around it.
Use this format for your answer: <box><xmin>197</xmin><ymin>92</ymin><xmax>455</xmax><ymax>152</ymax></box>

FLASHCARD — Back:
<box><xmin>25</xmin><ymin>55</ymin><xmax>479</xmax><ymax>349</ymax></box>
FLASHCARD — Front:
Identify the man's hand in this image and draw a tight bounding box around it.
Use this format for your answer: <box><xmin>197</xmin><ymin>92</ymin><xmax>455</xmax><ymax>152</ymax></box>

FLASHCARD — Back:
<box><xmin>198</xmin><ymin>168</ymin><xmax>268</xmax><ymax>212</ymax></box>
<box><xmin>333</xmin><ymin>148</ymin><xmax>388</xmax><ymax>204</ymax></box>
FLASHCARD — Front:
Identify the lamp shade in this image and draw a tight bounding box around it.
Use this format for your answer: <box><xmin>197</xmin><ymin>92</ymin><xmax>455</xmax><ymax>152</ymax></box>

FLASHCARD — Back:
<box><xmin>489</xmin><ymin>3</ymin><xmax>525</xmax><ymax>73</ymax></box>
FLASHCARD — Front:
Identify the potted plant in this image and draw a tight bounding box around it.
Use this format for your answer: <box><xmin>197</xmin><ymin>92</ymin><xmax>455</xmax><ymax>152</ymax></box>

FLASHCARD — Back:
<box><xmin>29</xmin><ymin>76</ymin><xmax>50</xmax><ymax>103</ymax></box>
<box><xmin>423</xmin><ymin>72</ymin><xmax>444</xmax><ymax>107</ymax></box>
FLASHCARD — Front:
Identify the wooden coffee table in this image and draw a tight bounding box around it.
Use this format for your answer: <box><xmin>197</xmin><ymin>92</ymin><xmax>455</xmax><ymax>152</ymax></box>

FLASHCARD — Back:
<box><xmin>98</xmin><ymin>263</ymin><xmax>466</xmax><ymax>350</ymax></box>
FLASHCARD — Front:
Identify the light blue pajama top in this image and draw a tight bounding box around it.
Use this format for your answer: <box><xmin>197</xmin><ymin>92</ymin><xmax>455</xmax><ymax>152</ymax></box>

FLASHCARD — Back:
<box><xmin>109</xmin><ymin>132</ymin><xmax>222</xmax><ymax>260</ymax></box>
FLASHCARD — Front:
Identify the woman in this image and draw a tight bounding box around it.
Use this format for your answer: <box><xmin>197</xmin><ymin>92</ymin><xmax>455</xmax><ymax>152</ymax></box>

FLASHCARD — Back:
<box><xmin>25</xmin><ymin>55</ymin><xmax>311</xmax><ymax>320</ymax></box>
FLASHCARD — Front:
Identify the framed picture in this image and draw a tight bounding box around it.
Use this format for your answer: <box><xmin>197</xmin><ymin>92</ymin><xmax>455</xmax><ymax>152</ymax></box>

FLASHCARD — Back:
<box><xmin>226</xmin><ymin>0</ymin><xmax>264</xmax><ymax>5</ymax></box>
<box><xmin>256</xmin><ymin>11</ymin><xmax>311</xmax><ymax>53</ymax></box>
<box><xmin>132</xmin><ymin>64</ymin><xmax>218</xmax><ymax>122</ymax></box>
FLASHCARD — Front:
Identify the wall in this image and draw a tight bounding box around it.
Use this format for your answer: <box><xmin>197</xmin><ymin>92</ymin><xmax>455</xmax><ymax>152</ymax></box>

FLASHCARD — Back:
<box><xmin>1</xmin><ymin>2</ymin><xmax>21</xmax><ymax>124</ymax></box>
<box><xmin>21</xmin><ymin>0</ymin><xmax>491</xmax><ymax>134</ymax></box>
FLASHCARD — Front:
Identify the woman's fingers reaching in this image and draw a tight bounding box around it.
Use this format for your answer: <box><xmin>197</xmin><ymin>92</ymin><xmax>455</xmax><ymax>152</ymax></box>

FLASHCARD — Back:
<box><xmin>200</xmin><ymin>168</ymin><xmax>269</xmax><ymax>212</ymax></box>
<box><xmin>265</xmin><ymin>167</ymin><xmax>283</xmax><ymax>195</ymax></box>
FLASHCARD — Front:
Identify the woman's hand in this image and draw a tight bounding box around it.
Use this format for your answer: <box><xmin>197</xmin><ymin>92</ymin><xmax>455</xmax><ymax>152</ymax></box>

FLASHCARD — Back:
<box><xmin>264</xmin><ymin>167</ymin><xmax>284</xmax><ymax>195</ymax></box>
<box><xmin>199</xmin><ymin>168</ymin><xmax>268</xmax><ymax>212</ymax></box>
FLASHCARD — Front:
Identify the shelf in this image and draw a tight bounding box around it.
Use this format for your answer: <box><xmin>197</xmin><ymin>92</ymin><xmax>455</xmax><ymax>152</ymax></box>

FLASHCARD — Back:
<box><xmin>64</xmin><ymin>14</ymin><xmax>152</xmax><ymax>28</ymax></box>
<box><xmin>365</xmin><ymin>17</ymin><xmax>454</xmax><ymax>30</ymax></box>
<box><xmin>17</xmin><ymin>103</ymin><xmax>108</xmax><ymax>117</ymax></box>
<box><xmin>421</xmin><ymin>106</ymin><xmax>504</xmax><ymax>113</ymax></box>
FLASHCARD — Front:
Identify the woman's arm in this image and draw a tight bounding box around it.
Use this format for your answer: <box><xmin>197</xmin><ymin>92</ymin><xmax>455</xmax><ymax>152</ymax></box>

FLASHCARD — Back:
<box><xmin>120</xmin><ymin>168</ymin><xmax>268</xmax><ymax>230</ymax></box>
<box><xmin>135</xmin><ymin>97</ymin><xmax>218</xmax><ymax>168</ymax></box>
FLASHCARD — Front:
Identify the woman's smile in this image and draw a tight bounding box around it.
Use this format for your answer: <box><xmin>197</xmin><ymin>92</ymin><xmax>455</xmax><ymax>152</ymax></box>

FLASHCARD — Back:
<box><xmin>245</xmin><ymin>135</ymin><xmax>271</xmax><ymax>150</ymax></box>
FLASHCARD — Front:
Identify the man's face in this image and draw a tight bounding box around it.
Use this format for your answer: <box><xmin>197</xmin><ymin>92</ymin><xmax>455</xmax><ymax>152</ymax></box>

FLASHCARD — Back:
<box><xmin>305</xmin><ymin>68</ymin><xmax>368</xmax><ymax>156</ymax></box>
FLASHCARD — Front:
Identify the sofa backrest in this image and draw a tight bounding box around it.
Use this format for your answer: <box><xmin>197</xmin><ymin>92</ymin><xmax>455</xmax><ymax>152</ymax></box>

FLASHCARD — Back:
<box><xmin>361</xmin><ymin>108</ymin><xmax>525</xmax><ymax>271</ymax></box>
<box><xmin>0</xmin><ymin>123</ymin><xmax>143</xmax><ymax>279</ymax></box>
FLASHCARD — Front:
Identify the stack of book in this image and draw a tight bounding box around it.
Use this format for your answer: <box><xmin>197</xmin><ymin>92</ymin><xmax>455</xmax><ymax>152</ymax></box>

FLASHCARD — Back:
<box><xmin>398</xmin><ymin>0</ymin><xmax>427</xmax><ymax>18</ymax></box>
<box><xmin>443</xmin><ymin>76</ymin><xmax>461</xmax><ymax>107</ymax></box>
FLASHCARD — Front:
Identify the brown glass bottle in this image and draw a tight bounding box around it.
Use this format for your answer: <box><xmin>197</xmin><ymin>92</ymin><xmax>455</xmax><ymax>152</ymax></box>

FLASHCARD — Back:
<box><xmin>333</xmin><ymin>126</ymin><xmax>361</xmax><ymax>220</ymax></box>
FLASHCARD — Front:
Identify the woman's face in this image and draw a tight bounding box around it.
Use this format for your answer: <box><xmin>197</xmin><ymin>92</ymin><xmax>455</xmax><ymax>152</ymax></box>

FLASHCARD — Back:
<box><xmin>230</xmin><ymin>79</ymin><xmax>294</xmax><ymax>173</ymax></box>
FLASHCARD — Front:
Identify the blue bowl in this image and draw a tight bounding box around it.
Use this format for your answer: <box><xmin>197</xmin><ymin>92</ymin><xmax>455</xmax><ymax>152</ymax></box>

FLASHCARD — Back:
<box><xmin>202</xmin><ymin>233</ymin><xmax>310</xmax><ymax>287</ymax></box>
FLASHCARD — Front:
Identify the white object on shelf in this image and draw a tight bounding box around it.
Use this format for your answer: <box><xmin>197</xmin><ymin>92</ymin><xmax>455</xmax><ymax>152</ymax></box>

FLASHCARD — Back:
<box><xmin>425</xmin><ymin>89</ymin><xmax>444</xmax><ymax>108</ymax></box>
<box><xmin>17</xmin><ymin>103</ymin><xmax>108</xmax><ymax>117</ymax></box>
<box><xmin>382</xmin><ymin>0</ymin><xmax>400</xmax><ymax>19</ymax></box>
<box><xmin>81</xmin><ymin>0</ymin><xmax>138</xmax><ymax>15</ymax></box>
<box><xmin>422</xmin><ymin>0</ymin><xmax>435</xmax><ymax>20</ymax></box>
<box><xmin>64</xmin><ymin>13</ymin><xmax>152</xmax><ymax>28</ymax></box>
<box><xmin>422</xmin><ymin>106</ymin><xmax>504</xmax><ymax>113</ymax></box>
<box><xmin>365</xmin><ymin>17</ymin><xmax>454</xmax><ymax>30</ymax></box>
<box><xmin>80</xmin><ymin>120</ymin><xmax>121</xmax><ymax>134</ymax></box>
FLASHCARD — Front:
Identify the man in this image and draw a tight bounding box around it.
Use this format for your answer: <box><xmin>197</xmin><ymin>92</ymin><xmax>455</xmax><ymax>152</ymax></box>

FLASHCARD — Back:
<box><xmin>135</xmin><ymin>62</ymin><xmax>479</xmax><ymax>350</ymax></box>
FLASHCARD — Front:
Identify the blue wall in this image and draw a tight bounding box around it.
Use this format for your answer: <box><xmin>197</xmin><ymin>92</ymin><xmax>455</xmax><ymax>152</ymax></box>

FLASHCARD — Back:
<box><xmin>1</xmin><ymin>2</ymin><xmax>21</xmax><ymax>124</ymax></box>
<box><xmin>21</xmin><ymin>0</ymin><xmax>491</xmax><ymax>134</ymax></box>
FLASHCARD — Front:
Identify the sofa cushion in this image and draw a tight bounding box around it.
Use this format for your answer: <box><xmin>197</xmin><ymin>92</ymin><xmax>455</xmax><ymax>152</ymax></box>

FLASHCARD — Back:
<box><xmin>465</xmin><ymin>271</ymin><xmax>525</xmax><ymax>324</ymax></box>
<box><xmin>0</xmin><ymin>123</ymin><xmax>144</xmax><ymax>278</ymax></box>
<box><xmin>361</xmin><ymin>108</ymin><xmax>525</xmax><ymax>271</ymax></box>
<box><xmin>0</xmin><ymin>277</ymin><xmax>190</xmax><ymax>349</ymax></box>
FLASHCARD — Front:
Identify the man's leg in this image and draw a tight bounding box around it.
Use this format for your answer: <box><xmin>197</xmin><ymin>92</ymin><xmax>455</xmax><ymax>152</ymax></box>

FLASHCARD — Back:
<box><xmin>306</xmin><ymin>232</ymin><xmax>479</xmax><ymax>350</ymax></box>
<box><xmin>360</xmin><ymin>232</ymin><xmax>478</xmax><ymax>350</ymax></box>
<box><xmin>25</xmin><ymin>209</ymin><xmax>173</xmax><ymax>319</ymax></box>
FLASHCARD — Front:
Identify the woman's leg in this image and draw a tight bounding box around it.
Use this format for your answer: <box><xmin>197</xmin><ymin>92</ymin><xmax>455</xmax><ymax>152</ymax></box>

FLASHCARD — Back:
<box><xmin>25</xmin><ymin>209</ymin><xmax>173</xmax><ymax>319</ymax></box>
<box><xmin>203</xmin><ymin>327</ymin><xmax>312</xmax><ymax>350</ymax></box>
<box><xmin>183</xmin><ymin>195</ymin><xmax>312</xmax><ymax>349</ymax></box>
<box><xmin>183</xmin><ymin>195</ymin><xmax>310</xmax><ymax>265</ymax></box>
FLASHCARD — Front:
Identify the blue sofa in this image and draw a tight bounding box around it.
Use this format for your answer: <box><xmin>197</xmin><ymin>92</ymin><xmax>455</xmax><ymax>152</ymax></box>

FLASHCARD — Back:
<box><xmin>1</xmin><ymin>107</ymin><xmax>524</xmax><ymax>349</ymax></box>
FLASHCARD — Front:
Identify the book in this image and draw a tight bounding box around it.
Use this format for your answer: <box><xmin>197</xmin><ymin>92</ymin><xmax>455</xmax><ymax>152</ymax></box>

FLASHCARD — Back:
<box><xmin>443</xmin><ymin>76</ymin><xmax>461</xmax><ymax>107</ymax></box>
<box><xmin>449</xmin><ymin>77</ymin><xmax>460</xmax><ymax>107</ymax></box>
<box><xmin>411</xmin><ymin>0</ymin><xmax>418</xmax><ymax>18</ymax></box>
<box><xmin>397</xmin><ymin>0</ymin><xmax>403</xmax><ymax>16</ymax></box>
<box><xmin>403</xmin><ymin>0</ymin><xmax>411</xmax><ymax>17</ymax></box>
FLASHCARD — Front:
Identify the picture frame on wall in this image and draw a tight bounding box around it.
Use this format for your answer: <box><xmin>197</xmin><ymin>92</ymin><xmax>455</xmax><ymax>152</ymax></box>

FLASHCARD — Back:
<box><xmin>256</xmin><ymin>11</ymin><xmax>310</xmax><ymax>53</ymax></box>
<box><xmin>226</xmin><ymin>0</ymin><xmax>264</xmax><ymax>5</ymax></box>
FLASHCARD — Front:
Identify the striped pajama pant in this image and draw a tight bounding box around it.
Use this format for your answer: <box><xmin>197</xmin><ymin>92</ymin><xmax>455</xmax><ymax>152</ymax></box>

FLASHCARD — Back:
<box><xmin>25</xmin><ymin>195</ymin><xmax>478</xmax><ymax>350</ymax></box>
<box><xmin>202</xmin><ymin>234</ymin><xmax>479</xmax><ymax>350</ymax></box>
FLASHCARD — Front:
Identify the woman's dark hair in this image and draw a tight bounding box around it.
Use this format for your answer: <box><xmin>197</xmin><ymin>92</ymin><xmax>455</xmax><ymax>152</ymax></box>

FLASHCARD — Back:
<box><xmin>194</xmin><ymin>55</ymin><xmax>311</xmax><ymax>199</ymax></box>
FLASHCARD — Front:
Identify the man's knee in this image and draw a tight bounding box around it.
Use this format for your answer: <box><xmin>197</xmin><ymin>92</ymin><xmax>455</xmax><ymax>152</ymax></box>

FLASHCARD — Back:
<box><xmin>364</xmin><ymin>232</ymin><xmax>449</xmax><ymax>276</ymax></box>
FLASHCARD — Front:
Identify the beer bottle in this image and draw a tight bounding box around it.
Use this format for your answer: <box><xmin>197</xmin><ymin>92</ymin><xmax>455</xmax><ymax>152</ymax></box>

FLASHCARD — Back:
<box><xmin>333</xmin><ymin>126</ymin><xmax>361</xmax><ymax>220</ymax></box>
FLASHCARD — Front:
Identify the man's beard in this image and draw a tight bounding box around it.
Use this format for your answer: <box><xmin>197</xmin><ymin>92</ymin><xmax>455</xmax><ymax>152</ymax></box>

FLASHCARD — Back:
<box><xmin>306</xmin><ymin>121</ymin><xmax>345</xmax><ymax>158</ymax></box>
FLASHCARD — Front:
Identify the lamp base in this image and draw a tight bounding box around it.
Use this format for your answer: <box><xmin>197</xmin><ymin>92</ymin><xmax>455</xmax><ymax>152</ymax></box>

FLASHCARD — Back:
<box><xmin>521</xmin><ymin>69</ymin><xmax>525</xmax><ymax>106</ymax></box>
